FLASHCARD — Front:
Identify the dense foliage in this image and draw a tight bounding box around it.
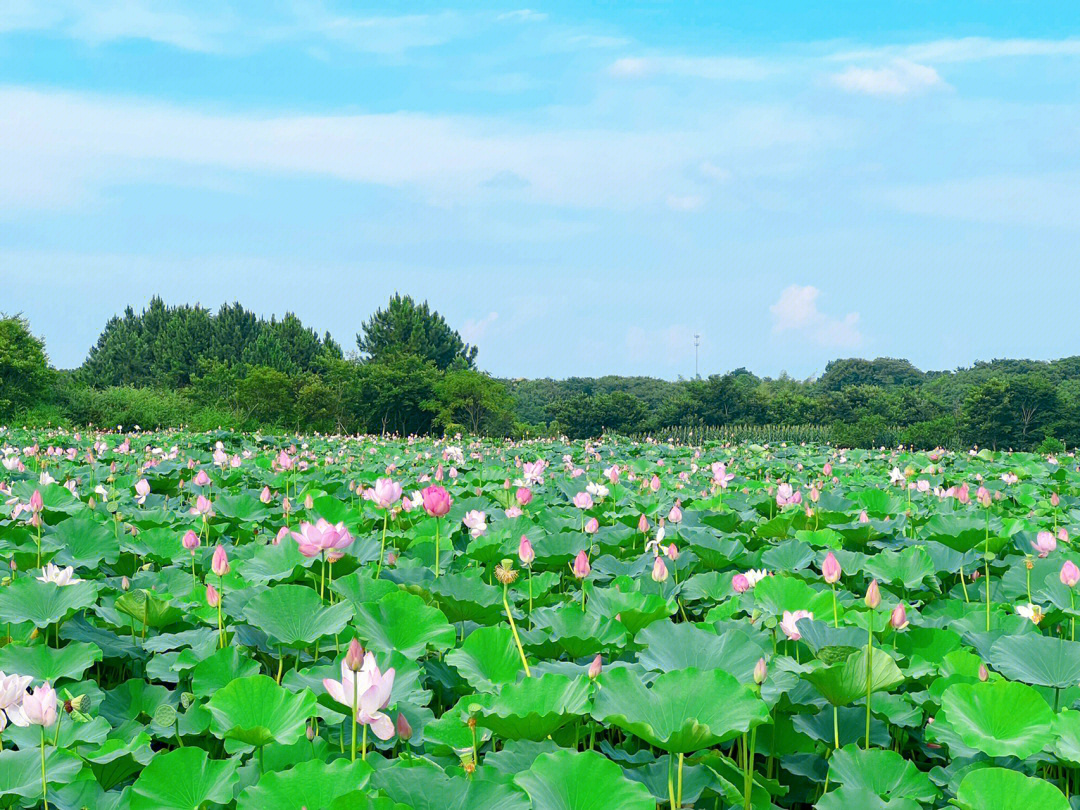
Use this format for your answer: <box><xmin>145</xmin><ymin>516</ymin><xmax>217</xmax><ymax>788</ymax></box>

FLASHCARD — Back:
<box><xmin>7</xmin><ymin>300</ymin><xmax>1080</xmax><ymax>450</ymax></box>
<box><xmin>0</xmin><ymin>430</ymin><xmax>1078</xmax><ymax>809</ymax></box>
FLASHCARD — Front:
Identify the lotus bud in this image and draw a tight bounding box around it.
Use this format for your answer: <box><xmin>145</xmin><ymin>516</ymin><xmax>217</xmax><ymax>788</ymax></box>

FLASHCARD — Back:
<box><xmin>865</xmin><ymin>579</ymin><xmax>881</xmax><ymax>609</ymax></box>
<box><xmin>651</xmin><ymin>555</ymin><xmax>669</xmax><ymax>583</ymax></box>
<box><xmin>121</xmin><ymin>576</ymin><xmax>130</xmax><ymax>591</ymax></box>
<box><xmin>211</xmin><ymin>545</ymin><xmax>229</xmax><ymax>577</ymax></box>
<box><xmin>890</xmin><ymin>603</ymin><xmax>908</xmax><ymax>630</ymax></box>
<box><xmin>588</xmin><ymin>654</ymin><xmax>602</xmax><ymax>679</ymax></box>
<box><xmin>206</xmin><ymin>583</ymin><xmax>220</xmax><ymax>608</ymax></box>
<box><xmin>753</xmin><ymin>657</ymin><xmax>768</xmax><ymax>685</ymax></box>
<box><xmin>1061</xmin><ymin>560</ymin><xmax>1080</xmax><ymax>588</ymax></box>
<box><xmin>821</xmin><ymin>551</ymin><xmax>841</xmax><ymax>584</ymax></box>
<box><xmin>732</xmin><ymin>574</ymin><xmax>750</xmax><ymax>593</ymax></box>
<box><xmin>978</xmin><ymin>664</ymin><xmax>989</xmax><ymax>682</ymax></box>
<box><xmin>396</xmin><ymin>713</ymin><xmax>413</xmax><ymax>741</ymax></box>
<box><xmin>345</xmin><ymin>638</ymin><xmax>365</xmax><ymax>672</ymax></box>
<box><xmin>182</xmin><ymin>529</ymin><xmax>200</xmax><ymax>551</ymax></box>
<box><xmin>518</xmin><ymin>535</ymin><xmax>535</xmax><ymax>566</ymax></box>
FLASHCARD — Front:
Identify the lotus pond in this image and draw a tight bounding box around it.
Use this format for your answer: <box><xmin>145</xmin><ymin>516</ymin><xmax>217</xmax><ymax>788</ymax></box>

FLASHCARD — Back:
<box><xmin>0</xmin><ymin>429</ymin><xmax>1078</xmax><ymax>809</ymax></box>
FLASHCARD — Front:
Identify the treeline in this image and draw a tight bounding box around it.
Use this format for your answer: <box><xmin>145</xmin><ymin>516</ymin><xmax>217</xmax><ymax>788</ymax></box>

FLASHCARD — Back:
<box><xmin>2</xmin><ymin>300</ymin><xmax>1080</xmax><ymax>451</ymax></box>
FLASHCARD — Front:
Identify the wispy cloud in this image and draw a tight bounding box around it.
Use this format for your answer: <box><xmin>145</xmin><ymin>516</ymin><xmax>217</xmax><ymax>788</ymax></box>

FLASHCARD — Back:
<box><xmin>497</xmin><ymin>9</ymin><xmax>547</xmax><ymax>23</ymax></box>
<box><xmin>830</xmin><ymin>60</ymin><xmax>944</xmax><ymax>96</ymax></box>
<box><xmin>830</xmin><ymin>37</ymin><xmax>1080</xmax><ymax>64</ymax></box>
<box><xmin>770</xmin><ymin>285</ymin><xmax>862</xmax><ymax>348</ymax></box>
<box><xmin>461</xmin><ymin>311</ymin><xmax>499</xmax><ymax>343</ymax></box>
<box><xmin>609</xmin><ymin>55</ymin><xmax>776</xmax><ymax>81</ymax></box>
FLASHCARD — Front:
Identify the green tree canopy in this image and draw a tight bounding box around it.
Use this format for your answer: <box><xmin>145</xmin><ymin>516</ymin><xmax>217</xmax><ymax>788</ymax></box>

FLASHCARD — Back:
<box><xmin>357</xmin><ymin>294</ymin><xmax>477</xmax><ymax>370</ymax></box>
<box><xmin>0</xmin><ymin>316</ymin><xmax>52</xmax><ymax>419</ymax></box>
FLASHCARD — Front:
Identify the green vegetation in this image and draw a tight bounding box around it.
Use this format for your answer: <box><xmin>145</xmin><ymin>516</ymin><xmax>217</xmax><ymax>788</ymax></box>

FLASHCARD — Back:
<box><xmin>5</xmin><ymin>300</ymin><xmax>1080</xmax><ymax>449</ymax></box>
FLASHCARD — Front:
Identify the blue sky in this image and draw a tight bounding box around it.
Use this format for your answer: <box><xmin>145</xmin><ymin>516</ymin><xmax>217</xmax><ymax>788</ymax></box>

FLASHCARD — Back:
<box><xmin>3</xmin><ymin>2</ymin><xmax>1080</xmax><ymax>379</ymax></box>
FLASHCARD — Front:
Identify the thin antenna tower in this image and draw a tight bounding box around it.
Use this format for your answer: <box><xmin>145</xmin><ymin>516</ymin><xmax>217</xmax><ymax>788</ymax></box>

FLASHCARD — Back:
<box><xmin>694</xmin><ymin>333</ymin><xmax>701</xmax><ymax>378</ymax></box>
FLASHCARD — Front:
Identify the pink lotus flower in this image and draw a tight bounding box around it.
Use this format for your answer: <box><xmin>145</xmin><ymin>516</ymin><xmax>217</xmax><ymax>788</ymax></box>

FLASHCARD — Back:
<box><xmin>0</xmin><ymin>672</ymin><xmax>33</xmax><ymax>731</ymax></box>
<box><xmin>665</xmin><ymin>543</ymin><xmax>678</xmax><ymax>561</ymax></box>
<box><xmin>276</xmin><ymin>451</ymin><xmax>294</xmax><ymax>471</ymax></box>
<box><xmin>890</xmin><ymin>603</ymin><xmax>909</xmax><ymax>630</ymax></box>
<box><xmin>732</xmin><ymin>574</ymin><xmax>750</xmax><ymax>593</ymax></box>
<box><xmin>651</xmin><ymin>555</ymin><xmax>669</xmax><ymax>583</ymax></box>
<box><xmin>584</xmin><ymin>517</ymin><xmax>599</xmax><ymax>534</ymax></box>
<box><xmin>260</xmin><ymin>486</ymin><xmax>273</xmax><ymax>504</ymax></box>
<box><xmin>211</xmin><ymin>545</ymin><xmax>229</xmax><ymax>577</ymax></box>
<box><xmin>193</xmin><ymin>470</ymin><xmax>211</xmax><ymax>487</ymax></box>
<box><xmin>605</xmin><ymin>465</ymin><xmax>620</xmax><ymax>485</ymax></box>
<box><xmin>588</xmin><ymin>654</ymin><xmax>603</xmax><ymax>679</ymax></box>
<box><xmin>181</xmin><ymin>529</ymin><xmax>200</xmax><ymax>551</ymax></box>
<box><xmin>1062</xmin><ymin>561</ymin><xmax>1080</xmax><ymax>588</ymax></box>
<box><xmin>822</xmin><ymin>462</ymin><xmax>832</xmax><ymax>477</ymax></box>
<box><xmin>865</xmin><ymin>579</ymin><xmax>881</xmax><ymax>609</ymax></box>
<box><xmin>776</xmin><ymin>483</ymin><xmax>802</xmax><ymax>507</ymax></box>
<box><xmin>322</xmin><ymin>653</ymin><xmax>396</xmax><ymax>740</ymax></box>
<box><xmin>28</xmin><ymin>490</ymin><xmax>43</xmax><ymax>513</ymax></box>
<box><xmin>518</xmin><ymin>535</ymin><xmax>535</xmax><ymax>566</ymax></box>
<box><xmin>291</xmin><ymin>519</ymin><xmax>353</xmax><ymax>560</ymax></box>
<box><xmin>572</xmin><ymin>491</ymin><xmax>593</xmax><ymax>510</ymax></box>
<box><xmin>649</xmin><ymin>475</ymin><xmax>661</xmax><ymax>493</ymax></box>
<box><xmin>822</xmin><ymin>551</ymin><xmax>841</xmax><ymax>584</ymax></box>
<box><xmin>134</xmin><ymin>479</ymin><xmax>150</xmax><ymax>504</ymax></box>
<box><xmin>7</xmin><ymin>682</ymin><xmax>57</xmax><ymax>727</ymax></box>
<box><xmin>780</xmin><ymin>610</ymin><xmax>813</xmax><ymax>640</ymax></box>
<box><xmin>668</xmin><ymin>504</ymin><xmax>682</xmax><ymax>524</ymax></box>
<box><xmin>206</xmin><ymin>583</ymin><xmax>220</xmax><ymax>607</ymax></box>
<box><xmin>570</xmin><ymin>550</ymin><xmax>591</xmax><ymax>579</ymax></box>
<box><xmin>754</xmin><ymin>658</ymin><xmax>768</xmax><ymax>684</ymax></box>
<box><xmin>711</xmin><ymin>462</ymin><xmax>734</xmax><ymax>488</ymax></box>
<box><xmin>1032</xmin><ymin>531</ymin><xmax>1057</xmax><ymax>558</ymax></box>
<box><xmin>1052</xmin><ymin>492</ymin><xmax>1061</xmax><ymax>507</ymax></box>
<box><xmin>976</xmin><ymin>486</ymin><xmax>991</xmax><ymax>508</ymax></box>
<box><xmin>516</xmin><ymin>487</ymin><xmax>532</xmax><ymax>506</ymax></box>
<box><xmin>371</xmin><ymin>478</ymin><xmax>403</xmax><ymax>510</ymax></box>
<box><xmin>190</xmin><ymin>494</ymin><xmax>214</xmax><ymax>517</ymax></box>
<box><xmin>421</xmin><ymin>485</ymin><xmax>451</xmax><ymax>518</ymax></box>
<box><xmin>637</xmin><ymin>514</ymin><xmax>649</xmax><ymax>533</ymax></box>
<box><xmin>462</xmin><ymin>510</ymin><xmax>487</xmax><ymax>538</ymax></box>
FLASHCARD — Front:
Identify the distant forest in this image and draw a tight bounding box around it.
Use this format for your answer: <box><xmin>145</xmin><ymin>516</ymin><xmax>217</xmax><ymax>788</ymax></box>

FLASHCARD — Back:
<box><xmin>2</xmin><ymin>296</ymin><xmax>1078</xmax><ymax>451</ymax></box>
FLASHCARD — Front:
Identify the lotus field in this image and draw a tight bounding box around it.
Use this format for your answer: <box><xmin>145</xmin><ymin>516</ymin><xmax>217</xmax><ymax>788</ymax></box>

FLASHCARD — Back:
<box><xmin>2</xmin><ymin>431</ymin><xmax>1080</xmax><ymax>809</ymax></box>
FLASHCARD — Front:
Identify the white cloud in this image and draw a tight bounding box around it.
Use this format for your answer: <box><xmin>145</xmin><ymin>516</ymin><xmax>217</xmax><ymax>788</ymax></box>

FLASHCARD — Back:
<box><xmin>609</xmin><ymin>56</ymin><xmax>776</xmax><ymax>81</ymax></box>
<box><xmin>665</xmin><ymin>193</ymin><xmax>706</xmax><ymax>211</ymax></box>
<box><xmin>461</xmin><ymin>311</ymin><xmax>499</xmax><ymax>343</ymax></box>
<box><xmin>830</xmin><ymin>60</ymin><xmax>944</xmax><ymax>96</ymax></box>
<box><xmin>497</xmin><ymin>9</ymin><xmax>547</xmax><ymax>23</ymax></box>
<box><xmin>830</xmin><ymin>37</ymin><xmax>1080</xmax><ymax>65</ymax></box>
<box><xmin>0</xmin><ymin>86</ymin><xmax>839</xmax><ymax>213</ymax></box>
<box><xmin>770</xmin><ymin>285</ymin><xmax>862</xmax><ymax>348</ymax></box>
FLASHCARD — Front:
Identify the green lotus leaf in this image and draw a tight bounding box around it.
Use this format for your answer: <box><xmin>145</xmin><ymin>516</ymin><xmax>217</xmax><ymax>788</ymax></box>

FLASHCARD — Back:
<box><xmin>954</xmin><ymin>767</ymin><xmax>1068</xmax><ymax>810</ymax></box>
<box><xmin>116</xmin><ymin>589</ymin><xmax>184</xmax><ymax>629</ymax></box>
<box><xmin>0</xmin><ymin>640</ymin><xmax>101</xmax><ymax>682</ymax></box>
<box><xmin>352</xmin><ymin>590</ymin><xmax>455</xmax><ymax>658</ymax></box>
<box><xmin>374</xmin><ymin>759</ymin><xmax>531</xmax><ymax>809</ymax></box>
<box><xmin>49</xmin><ymin>517</ymin><xmax>120</xmax><ymax>569</ymax></box>
<box><xmin>987</xmin><ymin>633</ymin><xmax>1080</xmax><ymax>688</ymax></box>
<box><xmin>635</xmin><ymin>622</ymin><xmax>765</xmax><ymax>683</ymax></box>
<box><xmin>803</xmin><ymin>646</ymin><xmax>905</xmax><ymax>707</ymax></box>
<box><xmin>470</xmin><ymin>672</ymin><xmax>590</xmax><ymax>740</ymax></box>
<box><xmin>445</xmin><ymin>625</ymin><xmax>522</xmax><ymax>691</ymax></box>
<box><xmin>753</xmin><ymin>575</ymin><xmax>835</xmax><ymax>620</ymax></box>
<box><xmin>533</xmin><ymin>606</ymin><xmax>627</xmax><ymax>659</ymax></box>
<box><xmin>514</xmin><ymin>749</ymin><xmax>655</xmax><ymax>810</ymax></box>
<box><xmin>130</xmin><ymin>747</ymin><xmax>239</xmax><ymax>810</ymax></box>
<box><xmin>427</xmin><ymin>571</ymin><xmax>505</xmax><ymax>624</ymax></box>
<box><xmin>939</xmin><ymin>680</ymin><xmax>1053</xmax><ymax>759</ymax></box>
<box><xmin>0</xmin><ymin>747</ymin><xmax>85</xmax><ymax>799</ymax></box>
<box><xmin>862</xmin><ymin>546</ymin><xmax>935</xmax><ymax>590</ymax></box>
<box><xmin>592</xmin><ymin>666</ymin><xmax>768</xmax><ymax>753</ymax></box>
<box><xmin>586</xmin><ymin>586</ymin><xmax>676</xmax><ymax>634</ymax></box>
<box><xmin>0</xmin><ymin>578</ymin><xmax>99</xmax><ymax>628</ymax></box>
<box><xmin>191</xmin><ymin>646</ymin><xmax>262</xmax><ymax>697</ymax></box>
<box><xmin>826</xmin><ymin>745</ymin><xmax>938</xmax><ymax>803</ymax></box>
<box><xmin>241</xmin><ymin>584</ymin><xmax>353</xmax><ymax>648</ymax></box>
<box><xmin>236</xmin><ymin>758</ymin><xmax>373</xmax><ymax>810</ymax></box>
<box><xmin>815</xmin><ymin>787</ymin><xmax>922</xmax><ymax>810</ymax></box>
<box><xmin>207</xmin><ymin>675</ymin><xmax>317</xmax><ymax>748</ymax></box>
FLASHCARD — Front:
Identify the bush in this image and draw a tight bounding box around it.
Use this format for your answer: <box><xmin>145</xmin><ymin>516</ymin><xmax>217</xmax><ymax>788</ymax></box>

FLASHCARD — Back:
<box><xmin>1036</xmin><ymin>436</ymin><xmax>1066</xmax><ymax>455</ymax></box>
<box><xmin>899</xmin><ymin>416</ymin><xmax>959</xmax><ymax>450</ymax></box>
<box><xmin>16</xmin><ymin>404</ymin><xmax>72</xmax><ymax>430</ymax></box>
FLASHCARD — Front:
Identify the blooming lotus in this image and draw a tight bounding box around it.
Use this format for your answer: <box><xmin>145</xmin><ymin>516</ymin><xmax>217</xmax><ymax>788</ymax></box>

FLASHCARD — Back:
<box><xmin>323</xmin><ymin>653</ymin><xmax>396</xmax><ymax>741</ymax></box>
<box><xmin>1032</xmin><ymin>531</ymin><xmax>1057</xmax><ymax>558</ymax></box>
<box><xmin>570</xmin><ymin>550</ymin><xmax>591</xmax><ymax>579</ymax></box>
<box><xmin>780</xmin><ymin>610</ymin><xmax>813</xmax><ymax>640</ymax></box>
<box><xmin>571</xmin><ymin>491</ymin><xmax>593</xmax><ymax>510</ymax></box>
<box><xmin>462</xmin><ymin>510</ymin><xmax>487</xmax><ymax>538</ymax></box>
<box><xmin>421</xmin><ymin>485</ymin><xmax>451</xmax><ymax>517</ymax></box>
<box><xmin>370</xmin><ymin>478</ymin><xmax>403</xmax><ymax>510</ymax></box>
<box><xmin>7</xmin><ymin>682</ymin><xmax>57</xmax><ymax>728</ymax></box>
<box><xmin>134</xmin><ymin>479</ymin><xmax>150</xmax><ymax>504</ymax></box>
<box><xmin>0</xmin><ymin>672</ymin><xmax>33</xmax><ymax>731</ymax></box>
<box><xmin>37</xmin><ymin>563</ymin><xmax>82</xmax><ymax>586</ymax></box>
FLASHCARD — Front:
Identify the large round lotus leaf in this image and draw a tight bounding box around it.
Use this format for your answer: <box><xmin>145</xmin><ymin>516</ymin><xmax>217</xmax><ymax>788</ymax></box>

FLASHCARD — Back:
<box><xmin>954</xmin><ymin>767</ymin><xmax>1068</xmax><ymax>810</ymax></box>
<box><xmin>206</xmin><ymin>675</ymin><xmax>317</xmax><ymax>748</ymax></box>
<box><xmin>0</xmin><ymin>640</ymin><xmax>101</xmax><ymax>682</ymax></box>
<box><xmin>592</xmin><ymin>666</ymin><xmax>768</xmax><ymax>753</ymax></box>
<box><xmin>826</xmin><ymin>745</ymin><xmax>938</xmax><ymax>803</ymax></box>
<box><xmin>1053</xmin><ymin>709</ymin><xmax>1080</xmax><ymax>763</ymax></box>
<box><xmin>236</xmin><ymin>758</ymin><xmax>373</xmax><ymax>810</ymax></box>
<box><xmin>130</xmin><ymin>747</ymin><xmax>239</xmax><ymax>810</ymax></box>
<box><xmin>49</xmin><ymin>517</ymin><xmax>120</xmax><ymax>569</ymax></box>
<box><xmin>352</xmin><ymin>590</ymin><xmax>456</xmax><ymax>658</ymax></box>
<box><xmin>116</xmin><ymin>589</ymin><xmax>184</xmax><ymax>629</ymax></box>
<box><xmin>191</xmin><ymin>646</ymin><xmax>262</xmax><ymax>697</ymax></box>
<box><xmin>815</xmin><ymin>787</ymin><xmax>922</xmax><ymax>810</ymax></box>
<box><xmin>923</xmin><ymin>515</ymin><xmax>1009</xmax><ymax>554</ymax></box>
<box><xmin>0</xmin><ymin>578</ymin><xmax>98</xmax><ymax>628</ymax></box>
<box><xmin>445</xmin><ymin>625</ymin><xmax>522</xmax><ymax>691</ymax></box>
<box><xmin>940</xmin><ymin>680</ymin><xmax>1054</xmax><ymax>759</ymax></box>
<box><xmin>469</xmin><ymin>672</ymin><xmax>590</xmax><ymax>740</ymax></box>
<box><xmin>803</xmin><ymin>646</ymin><xmax>905</xmax><ymax>707</ymax></box>
<box><xmin>241</xmin><ymin>584</ymin><xmax>353</xmax><ymax>648</ymax></box>
<box><xmin>586</xmin><ymin>586</ymin><xmax>676</xmax><ymax>634</ymax></box>
<box><xmin>752</xmin><ymin>575</ymin><xmax>835</xmax><ymax>620</ymax></box>
<box><xmin>635</xmin><ymin>622</ymin><xmax>764</xmax><ymax>683</ymax></box>
<box><xmin>0</xmin><ymin>748</ymin><xmax>85</xmax><ymax>799</ymax></box>
<box><xmin>426</xmin><ymin>572</ymin><xmax>504</xmax><ymax>624</ymax></box>
<box><xmin>514</xmin><ymin>749</ymin><xmax>654</xmax><ymax>810</ymax></box>
<box><xmin>373</xmin><ymin>759</ymin><xmax>531</xmax><ymax>810</ymax></box>
<box><xmin>862</xmin><ymin>546</ymin><xmax>935</xmax><ymax>590</ymax></box>
<box><xmin>532</xmin><ymin>607</ymin><xmax>627</xmax><ymax>658</ymax></box>
<box><xmin>987</xmin><ymin>633</ymin><xmax>1080</xmax><ymax>688</ymax></box>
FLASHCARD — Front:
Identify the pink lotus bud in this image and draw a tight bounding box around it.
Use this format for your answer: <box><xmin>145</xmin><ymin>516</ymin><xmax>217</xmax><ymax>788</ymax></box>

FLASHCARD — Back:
<box><xmin>182</xmin><ymin>529</ymin><xmax>200</xmax><ymax>551</ymax></box>
<box><xmin>637</xmin><ymin>514</ymin><xmax>649</xmax><ymax>533</ymax></box>
<box><xmin>260</xmin><ymin>486</ymin><xmax>272</xmax><ymax>504</ymax></box>
<box><xmin>978</xmin><ymin>664</ymin><xmax>988</xmax><ymax>682</ymax></box>
<box><xmin>822</xmin><ymin>462</ymin><xmax>832</xmax><ymax>476</ymax></box>
<box><xmin>516</xmin><ymin>487</ymin><xmax>532</xmax><ymax>506</ymax></box>
<box><xmin>570</xmin><ymin>550</ymin><xmax>591</xmax><ymax>579</ymax></box>
<box><xmin>588</xmin><ymin>654</ymin><xmax>602</xmax><ymax>679</ymax></box>
<box><xmin>572</xmin><ymin>491</ymin><xmax>593</xmax><ymax>510</ymax></box>
<box><xmin>822</xmin><ymin>551</ymin><xmax>841</xmax><ymax>584</ymax></box>
<box><xmin>304</xmin><ymin>494</ymin><xmax>313</xmax><ymax>510</ymax></box>
<box><xmin>667</xmin><ymin>504</ymin><xmax>682</xmax><ymax>524</ymax></box>
<box><xmin>211</xmin><ymin>545</ymin><xmax>229</xmax><ymax>577</ymax></box>
<box><xmin>584</xmin><ymin>517</ymin><xmax>599</xmax><ymax>534</ymax></box>
<box><xmin>649</xmin><ymin>475</ymin><xmax>661</xmax><ymax>493</ymax></box>
<box><xmin>665</xmin><ymin>543</ymin><xmax>678</xmax><ymax>561</ymax></box>
<box><xmin>890</xmin><ymin>603</ymin><xmax>908</xmax><ymax>630</ymax></box>
<box><xmin>1052</xmin><ymin>492</ymin><xmax>1061</xmax><ymax>507</ymax></box>
<box><xmin>206</xmin><ymin>583</ymin><xmax>220</xmax><ymax>607</ymax></box>
<box><xmin>29</xmin><ymin>490</ymin><xmax>43</xmax><ymax>513</ymax></box>
<box><xmin>865</xmin><ymin>579</ymin><xmax>881</xmax><ymax>609</ymax></box>
<box><xmin>858</xmin><ymin>510</ymin><xmax>869</xmax><ymax>523</ymax></box>
<box><xmin>732</xmin><ymin>573</ymin><xmax>750</xmax><ymax>593</ymax></box>
<box><xmin>421</xmin><ymin>485</ymin><xmax>452</xmax><ymax>518</ymax></box>
<box><xmin>753</xmin><ymin>657</ymin><xmax>767</xmax><ymax>685</ymax></box>
<box><xmin>1032</xmin><ymin>530</ymin><xmax>1057</xmax><ymax>558</ymax></box>
<box><xmin>194</xmin><ymin>470</ymin><xmax>211</xmax><ymax>487</ymax></box>
<box><xmin>121</xmin><ymin>576</ymin><xmax>130</xmax><ymax>591</ymax></box>
<box><xmin>1061</xmin><ymin>561</ymin><xmax>1080</xmax><ymax>588</ymax></box>
<box><xmin>518</xmin><ymin>535</ymin><xmax>535</xmax><ymax>566</ymax></box>
<box><xmin>396</xmin><ymin>713</ymin><xmax>413</xmax><ymax>741</ymax></box>
<box><xmin>651</xmin><ymin>555</ymin><xmax>669</xmax><ymax>583</ymax></box>
<box><xmin>345</xmin><ymin>638</ymin><xmax>365</xmax><ymax>672</ymax></box>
